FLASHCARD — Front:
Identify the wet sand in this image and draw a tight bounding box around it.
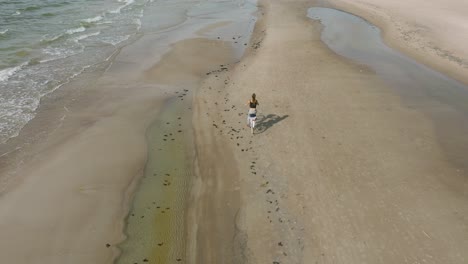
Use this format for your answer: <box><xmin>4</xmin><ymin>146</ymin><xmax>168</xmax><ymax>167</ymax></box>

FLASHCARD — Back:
<box><xmin>0</xmin><ymin>2</ymin><xmax>257</xmax><ymax>263</ymax></box>
<box><xmin>1</xmin><ymin>0</ymin><xmax>468</xmax><ymax>263</ymax></box>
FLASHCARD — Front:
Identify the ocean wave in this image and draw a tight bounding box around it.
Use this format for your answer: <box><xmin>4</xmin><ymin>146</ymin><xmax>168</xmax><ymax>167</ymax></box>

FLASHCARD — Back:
<box><xmin>0</xmin><ymin>106</ymin><xmax>36</xmax><ymax>144</ymax></box>
<box><xmin>20</xmin><ymin>6</ymin><xmax>41</xmax><ymax>12</ymax></box>
<box><xmin>66</xmin><ymin>27</ymin><xmax>86</xmax><ymax>35</ymax></box>
<box><xmin>109</xmin><ymin>7</ymin><xmax>122</xmax><ymax>14</ymax></box>
<box><xmin>134</xmin><ymin>18</ymin><xmax>142</xmax><ymax>31</ymax></box>
<box><xmin>0</xmin><ymin>65</ymin><xmax>90</xmax><ymax>143</ymax></box>
<box><xmin>42</xmin><ymin>13</ymin><xmax>56</xmax><ymax>17</ymax></box>
<box><xmin>0</xmin><ymin>64</ymin><xmax>24</xmax><ymax>82</ymax></box>
<box><xmin>124</xmin><ymin>0</ymin><xmax>136</xmax><ymax>7</ymax></box>
<box><xmin>47</xmin><ymin>2</ymin><xmax>71</xmax><ymax>8</ymax></box>
<box><xmin>100</xmin><ymin>35</ymin><xmax>130</xmax><ymax>46</ymax></box>
<box><xmin>42</xmin><ymin>46</ymin><xmax>84</xmax><ymax>61</ymax></box>
<box><xmin>13</xmin><ymin>11</ymin><xmax>21</xmax><ymax>16</ymax></box>
<box><xmin>0</xmin><ymin>29</ymin><xmax>8</xmax><ymax>35</ymax></box>
<box><xmin>81</xmin><ymin>15</ymin><xmax>103</xmax><ymax>24</ymax></box>
<box><xmin>40</xmin><ymin>33</ymin><xmax>65</xmax><ymax>44</ymax></box>
<box><xmin>73</xmin><ymin>31</ymin><xmax>101</xmax><ymax>42</ymax></box>
<box><xmin>0</xmin><ymin>89</ymin><xmax>42</xmax><ymax>144</ymax></box>
<box><xmin>109</xmin><ymin>0</ymin><xmax>135</xmax><ymax>14</ymax></box>
<box><xmin>40</xmin><ymin>27</ymin><xmax>87</xmax><ymax>45</ymax></box>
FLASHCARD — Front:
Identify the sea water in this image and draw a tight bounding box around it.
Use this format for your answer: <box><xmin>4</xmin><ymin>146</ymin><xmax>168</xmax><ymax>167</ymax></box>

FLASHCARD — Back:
<box><xmin>0</xmin><ymin>0</ymin><xmax>257</xmax><ymax>144</ymax></box>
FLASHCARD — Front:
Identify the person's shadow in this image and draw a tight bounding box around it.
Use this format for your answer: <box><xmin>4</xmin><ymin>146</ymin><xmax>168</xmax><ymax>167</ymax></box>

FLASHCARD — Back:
<box><xmin>255</xmin><ymin>114</ymin><xmax>289</xmax><ymax>134</ymax></box>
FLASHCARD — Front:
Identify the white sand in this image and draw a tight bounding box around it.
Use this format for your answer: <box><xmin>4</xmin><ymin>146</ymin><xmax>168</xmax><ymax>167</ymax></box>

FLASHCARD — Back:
<box><xmin>328</xmin><ymin>0</ymin><xmax>468</xmax><ymax>85</ymax></box>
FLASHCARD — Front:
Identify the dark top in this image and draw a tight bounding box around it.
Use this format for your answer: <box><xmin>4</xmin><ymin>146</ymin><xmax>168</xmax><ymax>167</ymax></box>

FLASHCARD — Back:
<box><xmin>249</xmin><ymin>100</ymin><xmax>259</xmax><ymax>108</ymax></box>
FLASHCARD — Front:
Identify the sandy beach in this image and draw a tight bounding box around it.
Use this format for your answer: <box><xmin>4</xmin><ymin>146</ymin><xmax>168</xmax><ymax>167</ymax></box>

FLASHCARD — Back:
<box><xmin>191</xmin><ymin>0</ymin><xmax>468</xmax><ymax>263</ymax></box>
<box><xmin>0</xmin><ymin>0</ymin><xmax>468</xmax><ymax>263</ymax></box>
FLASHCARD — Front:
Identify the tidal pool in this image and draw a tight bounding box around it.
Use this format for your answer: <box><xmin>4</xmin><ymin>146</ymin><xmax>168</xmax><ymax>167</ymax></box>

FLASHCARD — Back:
<box><xmin>308</xmin><ymin>7</ymin><xmax>468</xmax><ymax>172</ymax></box>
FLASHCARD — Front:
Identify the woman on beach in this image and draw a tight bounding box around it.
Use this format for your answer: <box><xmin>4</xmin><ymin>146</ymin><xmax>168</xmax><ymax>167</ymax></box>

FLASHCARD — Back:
<box><xmin>247</xmin><ymin>93</ymin><xmax>259</xmax><ymax>127</ymax></box>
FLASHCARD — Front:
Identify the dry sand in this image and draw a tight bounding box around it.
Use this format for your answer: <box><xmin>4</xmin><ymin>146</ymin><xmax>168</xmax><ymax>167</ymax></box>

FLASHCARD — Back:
<box><xmin>191</xmin><ymin>0</ymin><xmax>468</xmax><ymax>263</ymax></box>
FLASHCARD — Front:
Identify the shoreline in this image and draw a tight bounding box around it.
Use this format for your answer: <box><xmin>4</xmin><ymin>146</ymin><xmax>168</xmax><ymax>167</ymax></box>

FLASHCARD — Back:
<box><xmin>1</xmin><ymin>0</ymin><xmax>468</xmax><ymax>263</ymax></box>
<box><xmin>325</xmin><ymin>0</ymin><xmax>468</xmax><ymax>86</ymax></box>
<box><xmin>0</xmin><ymin>2</ymin><xmax>258</xmax><ymax>262</ymax></box>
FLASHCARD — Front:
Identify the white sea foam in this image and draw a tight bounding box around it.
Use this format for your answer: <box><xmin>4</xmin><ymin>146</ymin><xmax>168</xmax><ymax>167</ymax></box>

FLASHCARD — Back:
<box><xmin>42</xmin><ymin>46</ymin><xmax>84</xmax><ymax>60</ymax></box>
<box><xmin>0</xmin><ymin>65</ymin><xmax>22</xmax><ymax>82</ymax></box>
<box><xmin>0</xmin><ymin>29</ymin><xmax>8</xmax><ymax>35</ymax></box>
<box><xmin>74</xmin><ymin>31</ymin><xmax>101</xmax><ymax>42</ymax></box>
<box><xmin>134</xmin><ymin>18</ymin><xmax>142</xmax><ymax>31</ymax></box>
<box><xmin>41</xmin><ymin>33</ymin><xmax>64</xmax><ymax>43</ymax></box>
<box><xmin>66</xmin><ymin>27</ymin><xmax>86</xmax><ymax>35</ymax></box>
<box><xmin>109</xmin><ymin>6</ymin><xmax>123</xmax><ymax>14</ymax></box>
<box><xmin>13</xmin><ymin>11</ymin><xmax>21</xmax><ymax>16</ymax></box>
<box><xmin>100</xmin><ymin>35</ymin><xmax>130</xmax><ymax>46</ymax></box>
<box><xmin>119</xmin><ymin>0</ymin><xmax>135</xmax><ymax>4</ymax></box>
<box><xmin>82</xmin><ymin>15</ymin><xmax>103</xmax><ymax>23</ymax></box>
<box><xmin>109</xmin><ymin>0</ymin><xmax>135</xmax><ymax>14</ymax></box>
<box><xmin>0</xmin><ymin>92</ymin><xmax>41</xmax><ymax>144</ymax></box>
<box><xmin>0</xmin><ymin>60</ymin><xmax>94</xmax><ymax>142</ymax></box>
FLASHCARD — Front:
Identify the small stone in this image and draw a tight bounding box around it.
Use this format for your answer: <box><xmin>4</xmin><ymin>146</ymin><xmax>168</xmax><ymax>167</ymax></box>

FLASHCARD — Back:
<box><xmin>106</xmin><ymin>243</ymin><xmax>111</xmax><ymax>248</ymax></box>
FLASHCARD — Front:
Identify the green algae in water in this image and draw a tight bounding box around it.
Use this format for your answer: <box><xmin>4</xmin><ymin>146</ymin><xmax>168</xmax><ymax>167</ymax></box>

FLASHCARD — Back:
<box><xmin>117</xmin><ymin>94</ymin><xmax>194</xmax><ymax>264</ymax></box>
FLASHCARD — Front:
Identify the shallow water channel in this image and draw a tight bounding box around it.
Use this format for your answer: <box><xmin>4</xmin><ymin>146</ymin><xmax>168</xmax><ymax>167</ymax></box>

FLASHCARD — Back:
<box><xmin>116</xmin><ymin>93</ymin><xmax>194</xmax><ymax>264</ymax></box>
<box><xmin>308</xmin><ymin>7</ymin><xmax>468</xmax><ymax>172</ymax></box>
